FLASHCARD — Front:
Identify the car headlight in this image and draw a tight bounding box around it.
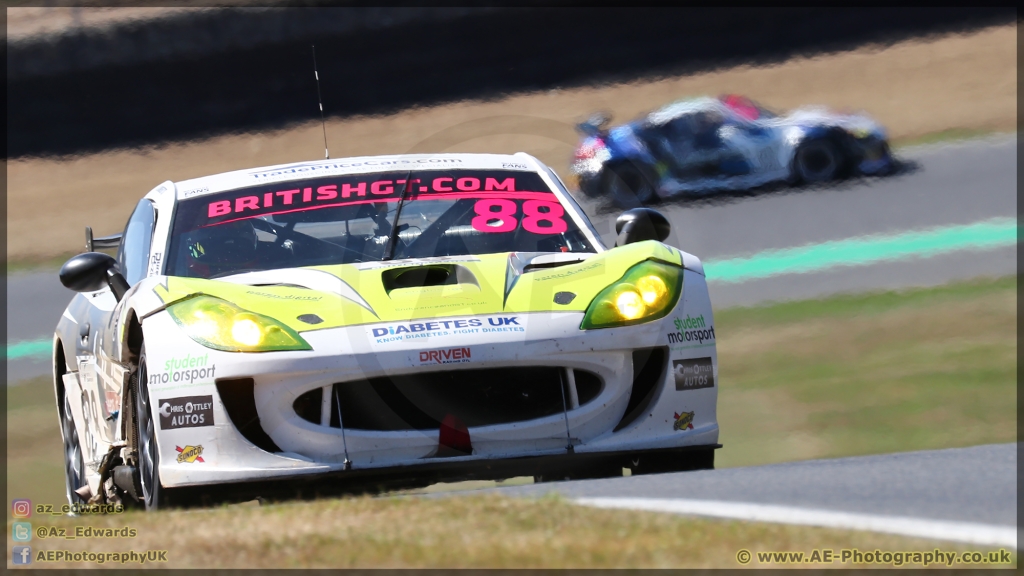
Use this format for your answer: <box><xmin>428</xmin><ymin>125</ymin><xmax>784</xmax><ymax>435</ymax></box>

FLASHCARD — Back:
<box><xmin>581</xmin><ymin>260</ymin><xmax>683</xmax><ymax>329</ymax></box>
<box><xmin>167</xmin><ymin>295</ymin><xmax>311</xmax><ymax>352</ymax></box>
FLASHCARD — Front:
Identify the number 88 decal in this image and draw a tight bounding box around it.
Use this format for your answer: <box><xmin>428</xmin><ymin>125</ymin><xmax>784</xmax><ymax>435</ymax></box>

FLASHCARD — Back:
<box><xmin>471</xmin><ymin>199</ymin><xmax>567</xmax><ymax>234</ymax></box>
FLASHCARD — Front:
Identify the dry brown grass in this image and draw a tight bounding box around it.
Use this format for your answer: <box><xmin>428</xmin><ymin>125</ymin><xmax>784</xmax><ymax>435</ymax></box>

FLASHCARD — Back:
<box><xmin>6</xmin><ymin>24</ymin><xmax>1016</xmax><ymax>262</ymax></box>
<box><xmin>6</xmin><ymin>494</ymin><xmax>1015</xmax><ymax>569</ymax></box>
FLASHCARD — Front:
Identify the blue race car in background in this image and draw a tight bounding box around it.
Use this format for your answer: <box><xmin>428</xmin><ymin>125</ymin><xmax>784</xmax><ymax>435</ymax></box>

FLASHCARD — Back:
<box><xmin>572</xmin><ymin>95</ymin><xmax>894</xmax><ymax>206</ymax></box>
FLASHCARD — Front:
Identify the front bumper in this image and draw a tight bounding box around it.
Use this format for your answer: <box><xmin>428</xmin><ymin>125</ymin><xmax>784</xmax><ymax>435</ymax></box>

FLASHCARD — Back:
<box><xmin>162</xmin><ymin>443</ymin><xmax>721</xmax><ymax>505</ymax></box>
<box><xmin>144</xmin><ymin>307</ymin><xmax>719</xmax><ymax>489</ymax></box>
<box><xmin>852</xmin><ymin>136</ymin><xmax>893</xmax><ymax>175</ymax></box>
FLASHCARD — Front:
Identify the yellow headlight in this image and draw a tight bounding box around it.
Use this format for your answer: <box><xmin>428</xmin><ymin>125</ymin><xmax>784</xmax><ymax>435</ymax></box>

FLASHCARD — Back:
<box><xmin>635</xmin><ymin>274</ymin><xmax>668</xmax><ymax>307</ymax></box>
<box><xmin>230</xmin><ymin>315</ymin><xmax>264</xmax><ymax>347</ymax></box>
<box><xmin>167</xmin><ymin>295</ymin><xmax>311</xmax><ymax>352</ymax></box>
<box><xmin>581</xmin><ymin>259</ymin><xmax>683</xmax><ymax>330</ymax></box>
<box><xmin>615</xmin><ymin>289</ymin><xmax>646</xmax><ymax>320</ymax></box>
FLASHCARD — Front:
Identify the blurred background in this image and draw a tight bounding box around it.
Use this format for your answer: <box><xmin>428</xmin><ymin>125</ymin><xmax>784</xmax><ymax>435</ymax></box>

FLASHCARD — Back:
<box><xmin>5</xmin><ymin>7</ymin><xmax>1018</xmax><ymax>564</ymax></box>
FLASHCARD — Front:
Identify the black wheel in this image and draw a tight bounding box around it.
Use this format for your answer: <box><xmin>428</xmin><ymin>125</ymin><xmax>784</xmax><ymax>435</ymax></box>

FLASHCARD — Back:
<box><xmin>578</xmin><ymin>175</ymin><xmax>604</xmax><ymax>198</ymax></box>
<box><xmin>793</xmin><ymin>138</ymin><xmax>842</xmax><ymax>183</ymax></box>
<box><xmin>603</xmin><ymin>164</ymin><xmax>656</xmax><ymax>207</ymax></box>
<box><xmin>60</xmin><ymin>387</ymin><xmax>88</xmax><ymax>506</ymax></box>
<box><xmin>629</xmin><ymin>448</ymin><xmax>715</xmax><ymax>476</ymax></box>
<box><xmin>133</xmin><ymin>344</ymin><xmax>168</xmax><ymax>510</ymax></box>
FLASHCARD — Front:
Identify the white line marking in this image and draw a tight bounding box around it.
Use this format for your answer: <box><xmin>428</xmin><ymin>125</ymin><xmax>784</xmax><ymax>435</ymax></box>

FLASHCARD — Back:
<box><xmin>574</xmin><ymin>497</ymin><xmax>1017</xmax><ymax>549</ymax></box>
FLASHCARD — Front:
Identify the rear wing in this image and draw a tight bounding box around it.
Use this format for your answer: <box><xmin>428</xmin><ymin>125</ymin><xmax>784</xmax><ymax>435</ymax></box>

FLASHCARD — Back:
<box><xmin>85</xmin><ymin>226</ymin><xmax>122</xmax><ymax>252</ymax></box>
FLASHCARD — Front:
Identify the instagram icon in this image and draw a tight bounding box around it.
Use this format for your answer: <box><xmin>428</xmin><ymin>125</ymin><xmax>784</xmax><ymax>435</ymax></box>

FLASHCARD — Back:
<box><xmin>12</xmin><ymin>499</ymin><xmax>31</xmax><ymax>518</ymax></box>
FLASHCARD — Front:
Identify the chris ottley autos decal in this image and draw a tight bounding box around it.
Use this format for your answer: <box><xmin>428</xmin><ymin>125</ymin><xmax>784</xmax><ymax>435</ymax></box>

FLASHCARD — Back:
<box><xmin>158</xmin><ymin>395</ymin><xmax>214</xmax><ymax>430</ymax></box>
<box><xmin>673</xmin><ymin>357</ymin><xmax>715</xmax><ymax>391</ymax></box>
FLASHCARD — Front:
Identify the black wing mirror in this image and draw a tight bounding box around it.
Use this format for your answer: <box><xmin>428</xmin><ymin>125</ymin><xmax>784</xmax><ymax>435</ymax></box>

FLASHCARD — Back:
<box><xmin>614</xmin><ymin>208</ymin><xmax>671</xmax><ymax>246</ymax></box>
<box><xmin>59</xmin><ymin>252</ymin><xmax>130</xmax><ymax>301</ymax></box>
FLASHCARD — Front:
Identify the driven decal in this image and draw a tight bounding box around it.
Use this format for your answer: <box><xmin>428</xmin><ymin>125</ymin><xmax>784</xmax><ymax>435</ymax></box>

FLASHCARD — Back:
<box><xmin>419</xmin><ymin>347</ymin><xmax>471</xmax><ymax>365</ymax></box>
<box><xmin>673</xmin><ymin>357</ymin><xmax>715</xmax><ymax>391</ymax></box>
<box><xmin>158</xmin><ymin>395</ymin><xmax>215</xmax><ymax>430</ymax></box>
<box><xmin>175</xmin><ymin>445</ymin><xmax>205</xmax><ymax>463</ymax></box>
<box><xmin>667</xmin><ymin>315</ymin><xmax>716</xmax><ymax>345</ymax></box>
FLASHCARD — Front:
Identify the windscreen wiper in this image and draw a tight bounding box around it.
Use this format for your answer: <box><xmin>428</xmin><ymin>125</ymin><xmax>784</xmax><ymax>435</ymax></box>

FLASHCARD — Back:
<box><xmin>382</xmin><ymin>171</ymin><xmax>413</xmax><ymax>261</ymax></box>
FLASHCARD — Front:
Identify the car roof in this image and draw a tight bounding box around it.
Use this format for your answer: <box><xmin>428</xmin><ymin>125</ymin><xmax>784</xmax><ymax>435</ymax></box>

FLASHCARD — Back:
<box><xmin>171</xmin><ymin>152</ymin><xmax>547</xmax><ymax>200</ymax></box>
<box><xmin>645</xmin><ymin>96</ymin><xmax>725</xmax><ymax>126</ymax></box>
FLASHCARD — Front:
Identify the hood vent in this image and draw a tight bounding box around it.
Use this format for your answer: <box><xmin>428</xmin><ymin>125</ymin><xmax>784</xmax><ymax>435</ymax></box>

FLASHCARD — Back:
<box><xmin>382</xmin><ymin>264</ymin><xmax>478</xmax><ymax>294</ymax></box>
<box><xmin>522</xmin><ymin>256</ymin><xmax>589</xmax><ymax>274</ymax></box>
<box><xmin>503</xmin><ymin>252</ymin><xmax>595</xmax><ymax>306</ymax></box>
<box><xmin>216</xmin><ymin>268</ymin><xmax>378</xmax><ymax>317</ymax></box>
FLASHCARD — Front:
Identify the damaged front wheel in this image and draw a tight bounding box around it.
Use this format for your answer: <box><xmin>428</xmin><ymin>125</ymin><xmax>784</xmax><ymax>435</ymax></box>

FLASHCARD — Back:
<box><xmin>132</xmin><ymin>344</ymin><xmax>169</xmax><ymax>510</ymax></box>
<box><xmin>60</xmin><ymin>385</ymin><xmax>89</xmax><ymax>505</ymax></box>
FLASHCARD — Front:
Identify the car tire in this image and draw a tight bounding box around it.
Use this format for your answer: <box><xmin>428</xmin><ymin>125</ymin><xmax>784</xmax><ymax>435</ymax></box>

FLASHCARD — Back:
<box><xmin>577</xmin><ymin>175</ymin><xmax>604</xmax><ymax>198</ymax></box>
<box><xmin>604</xmin><ymin>164</ymin><xmax>656</xmax><ymax>208</ymax></box>
<box><xmin>60</xmin><ymin>382</ymin><xmax>88</xmax><ymax>506</ymax></box>
<box><xmin>133</xmin><ymin>344</ymin><xmax>169</xmax><ymax>510</ymax></box>
<box><xmin>793</xmin><ymin>138</ymin><xmax>842</xmax><ymax>183</ymax></box>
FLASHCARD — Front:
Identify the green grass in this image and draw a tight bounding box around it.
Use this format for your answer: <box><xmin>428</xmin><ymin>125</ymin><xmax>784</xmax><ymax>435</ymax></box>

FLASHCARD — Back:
<box><xmin>6</xmin><ymin>376</ymin><xmax>66</xmax><ymax>507</ymax></box>
<box><xmin>715</xmin><ymin>275</ymin><xmax>1015</xmax><ymax>326</ymax></box>
<box><xmin>714</xmin><ymin>275</ymin><xmax>1017</xmax><ymax>467</ymax></box>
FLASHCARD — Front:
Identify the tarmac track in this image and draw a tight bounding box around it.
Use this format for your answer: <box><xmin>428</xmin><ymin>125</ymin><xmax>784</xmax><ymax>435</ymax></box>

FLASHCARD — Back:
<box><xmin>471</xmin><ymin>443</ymin><xmax>1019</xmax><ymax>548</ymax></box>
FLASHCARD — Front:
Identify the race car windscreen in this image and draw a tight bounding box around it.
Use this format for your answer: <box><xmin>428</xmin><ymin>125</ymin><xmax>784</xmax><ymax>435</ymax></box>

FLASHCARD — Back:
<box><xmin>167</xmin><ymin>170</ymin><xmax>596</xmax><ymax>278</ymax></box>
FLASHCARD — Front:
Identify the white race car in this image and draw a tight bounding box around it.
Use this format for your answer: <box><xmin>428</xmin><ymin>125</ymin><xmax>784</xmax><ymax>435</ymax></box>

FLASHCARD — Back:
<box><xmin>54</xmin><ymin>153</ymin><xmax>720</xmax><ymax>509</ymax></box>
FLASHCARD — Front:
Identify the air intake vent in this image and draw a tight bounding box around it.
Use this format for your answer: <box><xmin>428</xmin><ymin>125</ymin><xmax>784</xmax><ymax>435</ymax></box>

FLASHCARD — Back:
<box><xmin>574</xmin><ymin>370</ymin><xmax>602</xmax><ymax>406</ymax></box>
<box><xmin>215</xmin><ymin>378</ymin><xmax>281</xmax><ymax>453</ymax></box>
<box><xmin>293</xmin><ymin>386</ymin><xmax>322</xmax><ymax>425</ymax></box>
<box><xmin>613</xmin><ymin>347</ymin><xmax>668</xmax><ymax>431</ymax></box>
<box><xmin>381</xmin><ymin>264</ymin><xmax>478</xmax><ymax>294</ymax></box>
<box><xmin>292</xmin><ymin>367</ymin><xmax>603</xmax><ymax>431</ymax></box>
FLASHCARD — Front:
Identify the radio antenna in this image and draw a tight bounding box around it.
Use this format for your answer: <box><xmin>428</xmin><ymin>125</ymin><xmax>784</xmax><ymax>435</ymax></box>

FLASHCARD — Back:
<box><xmin>312</xmin><ymin>45</ymin><xmax>329</xmax><ymax>159</ymax></box>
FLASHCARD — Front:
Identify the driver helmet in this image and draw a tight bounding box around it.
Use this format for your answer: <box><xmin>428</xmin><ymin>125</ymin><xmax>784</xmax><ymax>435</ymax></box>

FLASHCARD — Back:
<box><xmin>183</xmin><ymin>219</ymin><xmax>259</xmax><ymax>278</ymax></box>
